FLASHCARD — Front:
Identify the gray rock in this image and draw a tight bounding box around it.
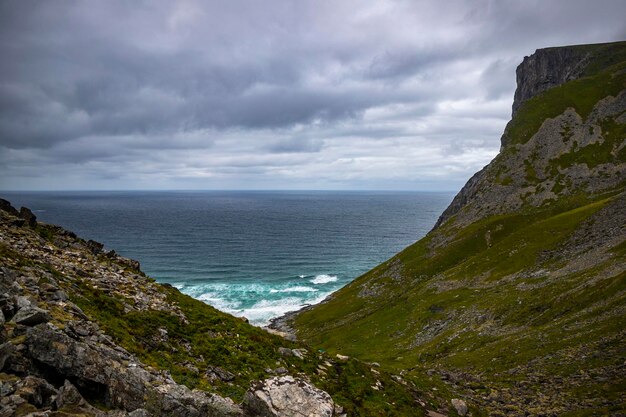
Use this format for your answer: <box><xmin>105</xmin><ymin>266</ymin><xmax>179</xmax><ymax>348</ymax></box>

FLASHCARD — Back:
<box><xmin>278</xmin><ymin>347</ymin><xmax>307</xmax><ymax>359</ymax></box>
<box><xmin>12</xmin><ymin>306</ymin><xmax>51</xmax><ymax>326</ymax></box>
<box><xmin>16</xmin><ymin>295</ymin><xmax>33</xmax><ymax>309</ymax></box>
<box><xmin>243</xmin><ymin>376</ymin><xmax>334</xmax><ymax>417</ymax></box>
<box><xmin>55</xmin><ymin>379</ymin><xmax>94</xmax><ymax>411</ymax></box>
<box><xmin>15</xmin><ymin>376</ymin><xmax>57</xmax><ymax>407</ymax></box>
<box><xmin>128</xmin><ymin>409</ymin><xmax>150</xmax><ymax>417</ymax></box>
<box><xmin>153</xmin><ymin>383</ymin><xmax>243</xmax><ymax>417</ymax></box>
<box><xmin>0</xmin><ymin>342</ymin><xmax>16</xmax><ymax>371</ymax></box>
<box><xmin>26</xmin><ymin>323</ymin><xmax>149</xmax><ymax>411</ymax></box>
<box><xmin>291</xmin><ymin>348</ymin><xmax>307</xmax><ymax>359</ymax></box>
<box><xmin>205</xmin><ymin>365</ymin><xmax>235</xmax><ymax>382</ymax></box>
<box><xmin>277</xmin><ymin>347</ymin><xmax>292</xmax><ymax>357</ymax></box>
<box><xmin>24</xmin><ymin>323</ymin><xmax>242</xmax><ymax>416</ymax></box>
<box><xmin>273</xmin><ymin>367</ymin><xmax>288</xmax><ymax>375</ymax></box>
<box><xmin>512</xmin><ymin>46</ymin><xmax>590</xmax><ymax>115</ymax></box>
<box><xmin>451</xmin><ymin>398</ymin><xmax>468</xmax><ymax>416</ymax></box>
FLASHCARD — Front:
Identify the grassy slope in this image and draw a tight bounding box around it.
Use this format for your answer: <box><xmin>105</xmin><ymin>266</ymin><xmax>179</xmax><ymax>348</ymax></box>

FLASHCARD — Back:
<box><xmin>293</xmin><ymin>42</ymin><xmax>626</xmax><ymax>415</ymax></box>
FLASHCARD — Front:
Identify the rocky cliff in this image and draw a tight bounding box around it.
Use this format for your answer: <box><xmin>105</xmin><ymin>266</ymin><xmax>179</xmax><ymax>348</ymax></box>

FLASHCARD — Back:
<box><xmin>512</xmin><ymin>41</ymin><xmax>626</xmax><ymax>116</ymax></box>
<box><xmin>290</xmin><ymin>41</ymin><xmax>626</xmax><ymax>416</ymax></box>
<box><xmin>437</xmin><ymin>41</ymin><xmax>626</xmax><ymax>229</ymax></box>
<box><xmin>0</xmin><ymin>199</ymin><xmax>447</xmax><ymax>416</ymax></box>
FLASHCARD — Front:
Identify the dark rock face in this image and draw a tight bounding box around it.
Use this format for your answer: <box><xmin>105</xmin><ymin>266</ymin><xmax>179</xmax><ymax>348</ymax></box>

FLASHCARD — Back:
<box><xmin>19</xmin><ymin>206</ymin><xmax>37</xmax><ymax>227</ymax></box>
<box><xmin>512</xmin><ymin>46</ymin><xmax>591</xmax><ymax>115</ymax></box>
<box><xmin>25</xmin><ymin>323</ymin><xmax>150</xmax><ymax>411</ymax></box>
<box><xmin>0</xmin><ymin>199</ymin><xmax>18</xmax><ymax>216</ymax></box>
<box><xmin>86</xmin><ymin>239</ymin><xmax>105</xmax><ymax>255</ymax></box>
<box><xmin>433</xmin><ymin>42</ymin><xmax>626</xmax><ymax>231</ymax></box>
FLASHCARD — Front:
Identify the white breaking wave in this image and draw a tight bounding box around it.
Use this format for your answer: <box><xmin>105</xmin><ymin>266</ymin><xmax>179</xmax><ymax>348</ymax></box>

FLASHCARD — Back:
<box><xmin>237</xmin><ymin>294</ymin><xmax>330</xmax><ymax>325</ymax></box>
<box><xmin>310</xmin><ymin>274</ymin><xmax>338</xmax><ymax>284</ymax></box>
<box><xmin>270</xmin><ymin>286</ymin><xmax>318</xmax><ymax>293</ymax></box>
<box><xmin>180</xmin><ymin>275</ymin><xmax>341</xmax><ymax>326</ymax></box>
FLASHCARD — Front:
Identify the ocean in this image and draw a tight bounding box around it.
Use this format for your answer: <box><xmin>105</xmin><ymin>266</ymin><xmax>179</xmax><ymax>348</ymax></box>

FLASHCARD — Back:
<box><xmin>3</xmin><ymin>191</ymin><xmax>453</xmax><ymax>325</ymax></box>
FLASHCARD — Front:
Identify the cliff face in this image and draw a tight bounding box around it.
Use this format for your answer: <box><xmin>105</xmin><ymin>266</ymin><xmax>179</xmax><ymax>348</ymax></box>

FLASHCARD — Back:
<box><xmin>435</xmin><ymin>40</ymin><xmax>626</xmax><ymax>229</ymax></box>
<box><xmin>512</xmin><ymin>41</ymin><xmax>626</xmax><ymax>116</ymax></box>
<box><xmin>512</xmin><ymin>46</ymin><xmax>590</xmax><ymax>115</ymax></box>
<box><xmin>292</xmin><ymin>41</ymin><xmax>626</xmax><ymax>416</ymax></box>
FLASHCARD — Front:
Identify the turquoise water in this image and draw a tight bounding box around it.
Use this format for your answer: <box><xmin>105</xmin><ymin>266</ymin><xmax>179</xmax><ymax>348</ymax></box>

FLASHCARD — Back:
<box><xmin>3</xmin><ymin>191</ymin><xmax>453</xmax><ymax>325</ymax></box>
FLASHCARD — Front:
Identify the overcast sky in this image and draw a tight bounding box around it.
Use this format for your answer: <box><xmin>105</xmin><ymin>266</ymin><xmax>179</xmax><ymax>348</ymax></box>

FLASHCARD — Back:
<box><xmin>1</xmin><ymin>0</ymin><xmax>625</xmax><ymax>191</ymax></box>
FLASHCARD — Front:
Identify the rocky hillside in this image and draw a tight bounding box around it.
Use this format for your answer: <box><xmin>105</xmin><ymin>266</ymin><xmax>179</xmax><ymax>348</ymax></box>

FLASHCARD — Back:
<box><xmin>0</xmin><ymin>200</ymin><xmax>449</xmax><ymax>416</ymax></box>
<box><xmin>288</xmin><ymin>41</ymin><xmax>626</xmax><ymax>416</ymax></box>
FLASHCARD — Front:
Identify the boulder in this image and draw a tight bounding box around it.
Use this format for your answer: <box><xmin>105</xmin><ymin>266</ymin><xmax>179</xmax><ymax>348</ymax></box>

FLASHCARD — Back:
<box><xmin>243</xmin><ymin>376</ymin><xmax>334</xmax><ymax>417</ymax></box>
<box><xmin>153</xmin><ymin>383</ymin><xmax>243</xmax><ymax>417</ymax></box>
<box><xmin>0</xmin><ymin>342</ymin><xmax>16</xmax><ymax>370</ymax></box>
<box><xmin>451</xmin><ymin>398</ymin><xmax>468</xmax><ymax>416</ymax></box>
<box><xmin>0</xmin><ymin>199</ymin><xmax>19</xmax><ymax>216</ymax></box>
<box><xmin>55</xmin><ymin>379</ymin><xmax>100</xmax><ymax>415</ymax></box>
<box><xmin>25</xmin><ymin>323</ymin><xmax>149</xmax><ymax>411</ymax></box>
<box><xmin>15</xmin><ymin>376</ymin><xmax>57</xmax><ymax>407</ymax></box>
<box><xmin>12</xmin><ymin>306</ymin><xmax>51</xmax><ymax>326</ymax></box>
<box><xmin>205</xmin><ymin>365</ymin><xmax>235</xmax><ymax>382</ymax></box>
<box><xmin>277</xmin><ymin>347</ymin><xmax>307</xmax><ymax>359</ymax></box>
<box><xmin>86</xmin><ymin>239</ymin><xmax>105</xmax><ymax>255</ymax></box>
<box><xmin>24</xmin><ymin>323</ymin><xmax>242</xmax><ymax>416</ymax></box>
<box><xmin>19</xmin><ymin>206</ymin><xmax>37</xmax><ymax>227</ymax></box>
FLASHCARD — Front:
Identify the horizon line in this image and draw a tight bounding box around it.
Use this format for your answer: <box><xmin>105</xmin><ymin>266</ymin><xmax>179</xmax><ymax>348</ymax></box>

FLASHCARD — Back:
<box><xmin>0</xmin><ymin>188</ymin><xmax>459</xmax><ymax>193</ymax></box>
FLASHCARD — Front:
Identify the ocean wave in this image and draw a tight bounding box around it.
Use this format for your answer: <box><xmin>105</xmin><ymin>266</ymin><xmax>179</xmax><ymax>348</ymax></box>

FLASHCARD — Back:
<box><xmin>310</xmin><ymin>274</ymin><xmax>338</xmax><ymax>284</ymax></box>
<box><xmin>178</xmin><ymin>276</ymin><xmax>340</xmax><ymax>325</ymax></box>
<box><xmin>235</xmin><ymin>294</ymin><xmax>330</xmax><ymax>325</ymax></box>
<box><xmin>270</xmin><ymin>286</ymin><xmax>318</xmax><ymax>293</ymax></box>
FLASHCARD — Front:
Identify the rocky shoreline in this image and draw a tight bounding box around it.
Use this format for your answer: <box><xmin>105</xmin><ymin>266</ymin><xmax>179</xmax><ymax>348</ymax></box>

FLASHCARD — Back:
<box><xmin>0</xmin><ymin>199</ymin><xmax>349</xmax><ymax>416</ymax></box>
<box><xmin>0</xmin><ymin>198</ymin><xmax>448</xmax><ymax>416</ymax></box>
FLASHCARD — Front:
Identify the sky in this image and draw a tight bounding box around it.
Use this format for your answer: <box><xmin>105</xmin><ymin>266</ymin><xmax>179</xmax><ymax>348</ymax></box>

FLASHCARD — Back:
<box><xmin>1</xmin><ymin>1</ymin><xmax>625</xmax><ymax>191</ymax></box>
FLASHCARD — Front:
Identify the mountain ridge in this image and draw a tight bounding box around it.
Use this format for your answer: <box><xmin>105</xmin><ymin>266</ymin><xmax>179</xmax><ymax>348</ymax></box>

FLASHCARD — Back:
<box><xmin>289</xmin><ymin>41</ymin><xmax>626</xmax><ymax>416</ymax></box>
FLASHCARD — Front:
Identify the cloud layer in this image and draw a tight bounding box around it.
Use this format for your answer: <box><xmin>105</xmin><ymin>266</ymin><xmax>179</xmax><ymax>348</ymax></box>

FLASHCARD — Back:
<box><xmin>1</xmin><ymin>0</ymin><xmax>625</xmax><ymax>190</ymax></box>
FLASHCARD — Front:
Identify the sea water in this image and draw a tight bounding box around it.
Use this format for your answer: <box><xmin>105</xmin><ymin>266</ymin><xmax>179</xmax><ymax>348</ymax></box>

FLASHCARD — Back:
<box><xmin>3</xmin><ymin>191</ymin><xmax>453</xmax><ymax>325</ymax></box>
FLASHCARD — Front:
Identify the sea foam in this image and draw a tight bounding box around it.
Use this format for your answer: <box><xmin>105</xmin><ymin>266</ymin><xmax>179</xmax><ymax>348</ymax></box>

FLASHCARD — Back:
<box><xmin>310</xmin><ymin>274</ymin><xmax>338</xmax><ymax>284</ymax></box>
<box><xmin>270</xmin><ymin>286</ymin><xmax>318</xmax><ymax>293</ymax></box>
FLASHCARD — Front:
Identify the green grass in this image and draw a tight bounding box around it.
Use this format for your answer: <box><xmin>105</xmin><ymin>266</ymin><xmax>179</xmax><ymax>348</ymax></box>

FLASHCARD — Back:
<box><xmin>294</xmin><ymin>188</ymin><xmax>625</xmax><ymax>413</ymax></box>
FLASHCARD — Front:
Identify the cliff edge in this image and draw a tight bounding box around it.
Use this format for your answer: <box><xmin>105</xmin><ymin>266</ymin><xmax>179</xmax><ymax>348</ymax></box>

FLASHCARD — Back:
<box><xmin>291</xmin><ymin>41</ymin><xmax>626</xmax><ymax>416</ymax></box>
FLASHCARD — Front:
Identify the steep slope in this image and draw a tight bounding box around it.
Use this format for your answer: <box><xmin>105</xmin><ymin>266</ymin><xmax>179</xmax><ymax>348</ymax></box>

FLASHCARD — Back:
<box><xmin>290</xmin><ymin>41</ymin><xmax>626</xmax><ymax>416</ymax></box>
<box><xmin>0</xmin><ymin>202</ymin><xmax>439</xmax><ymax>416</ymax></box>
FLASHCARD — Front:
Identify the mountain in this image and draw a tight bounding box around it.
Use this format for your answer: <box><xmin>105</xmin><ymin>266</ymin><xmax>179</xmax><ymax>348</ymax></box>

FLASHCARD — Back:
<box><xmin>288</xmin><ymin>41</ymin><xmax>626</xmax><ymax>416</ymax></box>
<box><xmin>0</xmin><ymin>202</ymin><xmax>446</xmax><ymax>416</ymax></box>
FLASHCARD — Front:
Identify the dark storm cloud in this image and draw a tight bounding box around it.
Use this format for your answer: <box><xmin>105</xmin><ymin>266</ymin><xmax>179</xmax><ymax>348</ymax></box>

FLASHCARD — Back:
<box><xmin>1</xmin><ymin>0</ymin><xmax>625</xmax><ymax>190</ymax></box>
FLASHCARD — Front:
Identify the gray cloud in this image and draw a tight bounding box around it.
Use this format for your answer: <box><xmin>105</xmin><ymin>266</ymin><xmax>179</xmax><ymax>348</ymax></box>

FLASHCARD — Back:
<box><xmin>1</xmin><ymin>0</ymin><xmax>625</xmax><ymax>190</ymax></box>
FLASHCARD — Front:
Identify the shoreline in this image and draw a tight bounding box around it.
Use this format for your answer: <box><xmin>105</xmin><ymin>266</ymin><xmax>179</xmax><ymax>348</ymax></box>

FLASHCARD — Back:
<box><xmin>265</xmin><ymin>303</ymin><xmax>319</xmax><ymax>341</ymax></box>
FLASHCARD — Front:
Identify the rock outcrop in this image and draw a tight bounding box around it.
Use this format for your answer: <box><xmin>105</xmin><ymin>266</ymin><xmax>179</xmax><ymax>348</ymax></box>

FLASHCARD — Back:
<box><xmin>512</xmin><ymin>46</ymin><xmax>590</xmax><ymax>115</ymax></box>
<box><xmin>243</xmin><ymin>376</ymin><xmax>336</xmax><ymax>417</ymax></box>
<box><xmin>512</xmin><ymin>41</ymin><xmax>626</xmax><ymax>115</ymax></box>
<box><xmin>435</xmin><ymin>41</ymin><xmax>626</xmax><ymax>229</ymax></box>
